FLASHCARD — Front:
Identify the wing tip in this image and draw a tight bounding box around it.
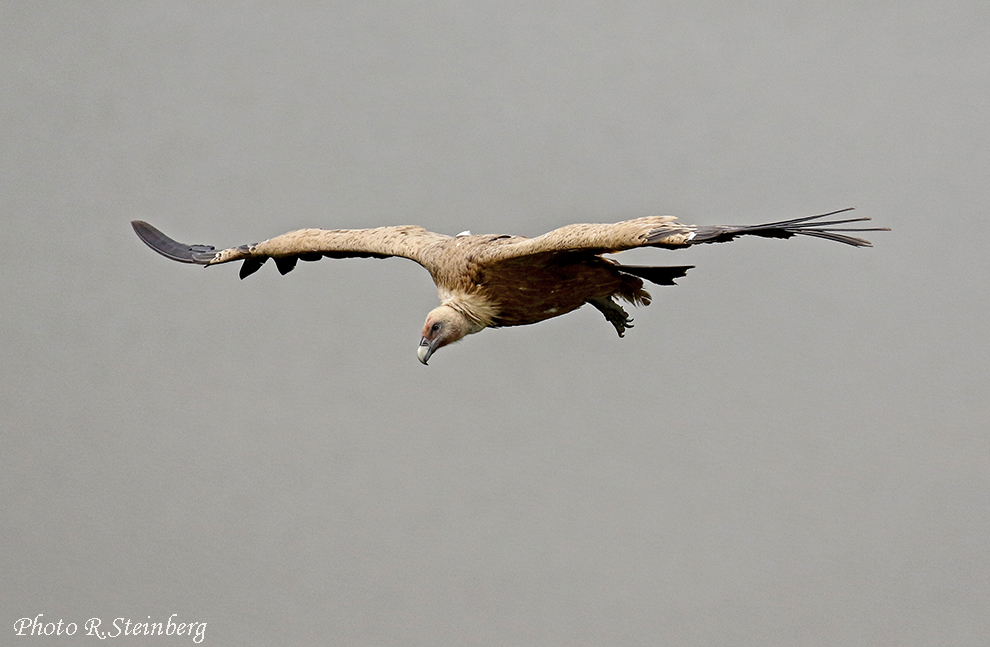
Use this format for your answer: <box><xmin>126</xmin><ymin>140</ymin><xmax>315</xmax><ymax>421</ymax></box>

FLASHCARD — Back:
<box><xmin>131</xmin><ymin>220</ymin><xmax>217</xmax><ymax>264</ymax></box>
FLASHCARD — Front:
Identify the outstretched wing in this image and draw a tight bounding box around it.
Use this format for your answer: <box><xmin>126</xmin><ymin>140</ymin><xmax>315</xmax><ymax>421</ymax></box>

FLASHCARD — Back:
<box><xmin>131</xmin><ymin>221</ymin><xmax>450</xmax><ymax>279</ymax></box>
<box><xmin>487</xmin><ymin>208</ymin><xmax>888</xmax><ymax>261</ymax></box>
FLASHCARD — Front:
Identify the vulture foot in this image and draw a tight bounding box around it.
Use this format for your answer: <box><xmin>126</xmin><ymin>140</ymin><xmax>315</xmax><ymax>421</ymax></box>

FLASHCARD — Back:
<box><xmin>588</xmin><ymin>298</ymin><xmax>633</xmax><ymax>337</ymax></box>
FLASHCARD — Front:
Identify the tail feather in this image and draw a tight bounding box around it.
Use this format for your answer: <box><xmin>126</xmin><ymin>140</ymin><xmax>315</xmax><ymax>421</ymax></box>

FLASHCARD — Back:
<box><xmin>617</xmin><ymin>264</ymin><xmax>694</xmax><ymax>286</ymax></box>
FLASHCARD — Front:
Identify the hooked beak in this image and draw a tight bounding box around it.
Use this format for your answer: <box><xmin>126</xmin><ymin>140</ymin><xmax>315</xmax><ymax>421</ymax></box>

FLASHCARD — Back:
<box><xmin>417</xmin><ymin>337</ymin><xmax>438</xmax><ymax>365</ymax></box>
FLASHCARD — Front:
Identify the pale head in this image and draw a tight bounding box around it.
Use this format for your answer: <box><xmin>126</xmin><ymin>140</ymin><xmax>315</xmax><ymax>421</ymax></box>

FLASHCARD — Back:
<box><xmin>417</xmin><ymin>305</ymin><xmax>477</xmax><ymax>365</ymax></box>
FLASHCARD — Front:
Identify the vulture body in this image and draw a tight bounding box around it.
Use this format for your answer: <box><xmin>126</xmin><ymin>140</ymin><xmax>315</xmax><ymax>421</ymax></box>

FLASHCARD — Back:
<box><xmin>131</xmin><ymin>209</ymin><xmax>887</xmax><ymax>364</ymax></box>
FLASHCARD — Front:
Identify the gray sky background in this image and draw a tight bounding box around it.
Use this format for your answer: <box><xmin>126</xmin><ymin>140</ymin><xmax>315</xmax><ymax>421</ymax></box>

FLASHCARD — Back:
<box><xmin>3</xmin><ymin>2</ymin><xmax>988</xmax><ymax>645</ymax></box>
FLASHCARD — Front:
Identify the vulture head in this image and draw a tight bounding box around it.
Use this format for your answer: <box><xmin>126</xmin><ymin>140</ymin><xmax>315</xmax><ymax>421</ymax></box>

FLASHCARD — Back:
<box><xmin>418</xmin><ymin>305</ymin><xmax>476</xmax><ymax>365</ymax></box>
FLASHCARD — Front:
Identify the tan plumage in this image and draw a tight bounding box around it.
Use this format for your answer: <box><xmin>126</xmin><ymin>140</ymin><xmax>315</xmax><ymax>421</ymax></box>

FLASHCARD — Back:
<box><xmin>131</xmin><ymin>208</ymin><xmax>887</xmax><ymax>364</ymax></box>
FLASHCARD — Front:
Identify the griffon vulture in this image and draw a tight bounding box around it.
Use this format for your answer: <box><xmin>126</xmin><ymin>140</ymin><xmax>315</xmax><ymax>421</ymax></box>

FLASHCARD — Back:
<box><xmin>131</xmin><ymin>209</ymin><xmax>886</xmax><ymax>364</ymax></box>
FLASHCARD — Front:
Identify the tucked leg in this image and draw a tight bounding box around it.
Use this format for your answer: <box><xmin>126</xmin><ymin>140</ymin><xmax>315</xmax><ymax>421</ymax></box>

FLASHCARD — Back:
<box><xmin>587</xmin><ymin>298</ymin><xmax>634</xmax><ymax>337</ymax></box>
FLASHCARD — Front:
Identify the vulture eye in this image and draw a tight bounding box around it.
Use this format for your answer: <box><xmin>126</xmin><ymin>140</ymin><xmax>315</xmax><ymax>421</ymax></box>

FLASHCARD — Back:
<box><xmin>430</xmin><ymin>323</ymin><xmax>442</xmax><ymax>334</ymax></box>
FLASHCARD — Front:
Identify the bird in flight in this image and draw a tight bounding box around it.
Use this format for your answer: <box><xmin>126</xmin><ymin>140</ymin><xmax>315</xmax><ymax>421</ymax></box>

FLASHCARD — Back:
<box><xmin>132</xmin><ymin>208</ymin><xmax>886</xmax><ymax>364</ymax></box>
